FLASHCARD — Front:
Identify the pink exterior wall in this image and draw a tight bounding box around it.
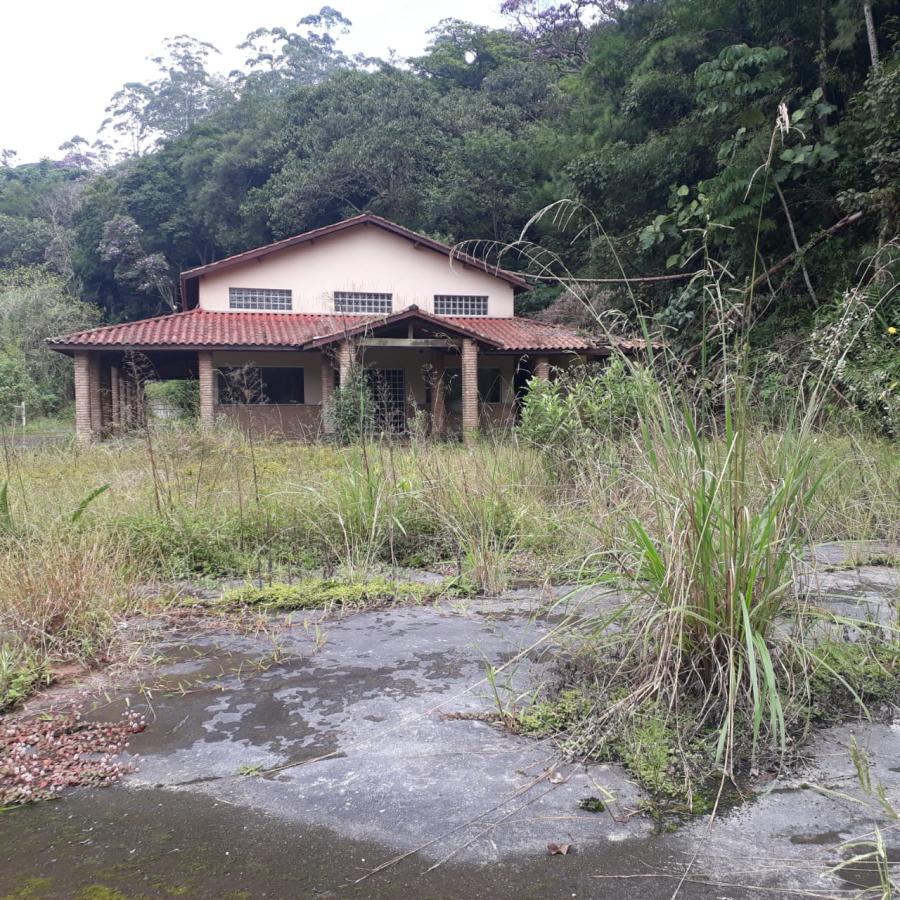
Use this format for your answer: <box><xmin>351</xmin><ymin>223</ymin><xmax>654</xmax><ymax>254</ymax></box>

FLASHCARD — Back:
<box><xmin>197</xmin><ymin>226</ymin><xmax>516</xmax><ymax>318</ymax></box>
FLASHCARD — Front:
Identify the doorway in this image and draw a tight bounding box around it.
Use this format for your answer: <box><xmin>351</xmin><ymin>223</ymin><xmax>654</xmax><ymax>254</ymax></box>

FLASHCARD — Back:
<box><xmin>366</xmin><ymin>368</ymin><xmax>406</xmax><ymax>434</ymax></box>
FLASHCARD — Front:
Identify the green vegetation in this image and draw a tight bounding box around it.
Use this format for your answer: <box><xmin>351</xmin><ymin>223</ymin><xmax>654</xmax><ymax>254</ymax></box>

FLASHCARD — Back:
<box><xmin>516</xmin><ymin>689</ymin><xmax>705</xmax><ymax>810</ymax></box>
<box><xmin>221</xmin><ymin>577</ymin><xmax>453</xmax><ymax>610</ymax></box>
<box><xmin>0</xmin><ymin>420</ymin><xmax>895</xmax><ymax>720</ymax></box>
<box><xmin>0</xmin><ymin>645</ymin><xmax>49</xmax><ymax>713</ymax></box>
<box><xmin>1</xmin><ymin>1</ymin><xmax>898</xmax><ymax>431</ymax></box>
<box><xmin>808</xmin><ymin>640</ymin><xmax>900</xmax><ymax>711</ymax></box>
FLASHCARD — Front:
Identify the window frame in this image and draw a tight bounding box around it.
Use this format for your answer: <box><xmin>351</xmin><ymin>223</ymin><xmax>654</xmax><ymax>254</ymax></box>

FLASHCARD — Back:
<box><xmin>216</xmin><ymin>366</ymin><xmax>305</xmax><ymax>405</ymax></box>
<box><xmin>443</xmin><ymin>366</ymin><xmax>503</xmax><ymax>407</ymax></box>
<box><xmin>228</xmin><ymin>287</ymin><xmax>293</xmax><ymax>311</ymax></box>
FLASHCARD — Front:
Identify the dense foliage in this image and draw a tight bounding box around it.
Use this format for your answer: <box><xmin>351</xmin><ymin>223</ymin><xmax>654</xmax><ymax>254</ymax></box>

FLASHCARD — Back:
<box><xmin>0</xmin><ymin>1</ymin><xmax>897</xmax><ymax>424</ymax></box>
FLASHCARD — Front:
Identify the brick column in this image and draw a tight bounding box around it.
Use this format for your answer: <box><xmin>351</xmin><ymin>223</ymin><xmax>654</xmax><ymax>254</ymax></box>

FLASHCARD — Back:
<box><xmin>321</xmin><ymin>354</ymin><xmax>335</xmax><ymax>434</ymax></box>
<box><xmin>337</xmin><ymin>340</ymin><xmax>354</xmax><ymax>386</ymax></box>
<box><xmin>430</xmin><ymin>351</ymin><xmax>446</xmax><ymax>438</ymax></box>
<box><xmin>198</xmin><ymin>351</ymin><xmax>215</xmax><ymax>430</ymax></box>
<box><xmin>121</xmin><ymin>377</ymin><xmax>132</xmax><ymax>430</ymax></box>
<box><xmin>533</xmin><ymin>355</ymin><xmax>551</xmax><ymax>381</ymax></box>
<box><xmin>88</xmin><ymin>354</ymin><xmax>103</xmax><ymax>438</ymax></box>
<box><xmin>74</xmin><ymin>352</ymin><xmax>94</xmax><ymax>442</ymax></box>
<box><xmin>461</xmin><ymin>338</ymin><xmax>479</xmax><ymax>445</ymax></box>
<box><xmin>110</xmin><ymin>366</ymin><xmax>120</xmax><ymax>432</ymax></box>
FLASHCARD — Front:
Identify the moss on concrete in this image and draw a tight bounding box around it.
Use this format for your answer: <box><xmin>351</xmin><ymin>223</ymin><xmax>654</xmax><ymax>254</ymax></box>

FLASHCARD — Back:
<box><xmin>220</xmin><ymin>576</ymin><xmax>471</xmax><ymax>611</ymax></box>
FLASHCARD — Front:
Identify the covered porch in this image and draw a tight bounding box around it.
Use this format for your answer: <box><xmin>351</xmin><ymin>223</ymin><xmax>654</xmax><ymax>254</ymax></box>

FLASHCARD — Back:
<box><xmin>66</xmin><ymin>341</ymin><xmax>568</xmax><ymax>445</ymax></box>
<box><xmin>49</xmin><ymin>305</ymin><xmax>603</xmax><ymax>444</ymax></box>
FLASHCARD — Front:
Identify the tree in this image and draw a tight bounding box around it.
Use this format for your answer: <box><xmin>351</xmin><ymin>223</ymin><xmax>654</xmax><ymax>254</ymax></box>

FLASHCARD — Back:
<box><xmin>237</xmin><ymin>6</ymin><xmax>354</xmax><ymax>92</ymax></box>
<box><xmin>0</xmin><ymin>269</ymin><xmax>101</xmax><ymax>414</ymax></box>
<box><xmin>98</xmin><ymin>215</ymin><xmax>177</xmax><ymax>311</ymax></box>
<box><xmin>100</xmin><ymin>35</ymin><xmax>230</xmax><ymax>155</ymax></box>
<box><xmin>500</xmin><ymin>0</ymin><xmax>629</xmax><ymax>71</ymax></box>
<box><xmin>410</xmin><ymin>19</ymin><xmax>527</xmax><ymax>89</ymax></box>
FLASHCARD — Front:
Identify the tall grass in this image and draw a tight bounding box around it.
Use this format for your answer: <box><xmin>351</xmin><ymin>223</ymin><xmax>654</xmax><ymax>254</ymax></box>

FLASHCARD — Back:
<box><xmin>477</xmin><ymin>131</ymin><xmax>899</xmax><ymax>795</ymax></box>
<box><xmin>617</xmin><ymin>377</ymin><xmax>821</xmax><ymax>772</ymax></box>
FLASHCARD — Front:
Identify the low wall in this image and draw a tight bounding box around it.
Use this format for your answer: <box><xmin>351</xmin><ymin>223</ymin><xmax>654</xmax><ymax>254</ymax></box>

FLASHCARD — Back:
<box><xmin>216</xmin><ymin>404</ymin><xmax>323</xmax><ymax>439</ymax></box>
<box><xmin>445</xmin><ymin>403</ymin><xmax>517</xmax><ymax>437</ymax></box>
<box><xmin>217</xmin><ymin>402</ymin><xmax>516</xmax><ymax>440</ymax></box>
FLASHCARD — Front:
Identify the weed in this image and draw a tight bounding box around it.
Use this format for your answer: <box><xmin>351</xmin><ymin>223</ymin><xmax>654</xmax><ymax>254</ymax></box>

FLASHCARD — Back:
<box><xmin>221</xmin><ymin>577</ymin><xmax>447</xmax><ymax>611</ymax></box>
<box><xmin>0</xmin><ymin>645</ymin><xmax>49</xmax><ymax>712</ymax></box>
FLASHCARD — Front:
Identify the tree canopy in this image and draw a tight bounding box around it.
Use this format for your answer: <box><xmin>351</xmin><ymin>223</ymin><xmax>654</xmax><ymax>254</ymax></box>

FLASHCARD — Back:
<box><xmin>0</xmin><ymin>1</ymin><xmax>896</xmax><ymax>362</ymax></box>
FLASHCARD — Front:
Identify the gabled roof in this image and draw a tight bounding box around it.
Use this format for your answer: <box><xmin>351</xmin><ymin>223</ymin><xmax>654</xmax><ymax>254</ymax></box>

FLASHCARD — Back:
<box><xmin>302</xmin><ymin>304</ymin><xmax>503</xmax><ymax>349</ymax></box>
<box><xmin>179</xmin><ymin>214</ymin><xmax>530</xmax><ymax>293</ymax></box>
<box><xmin>47</xmin><ymin>308</ymin><xmax>602</xmax><ymax>354</ymax></box>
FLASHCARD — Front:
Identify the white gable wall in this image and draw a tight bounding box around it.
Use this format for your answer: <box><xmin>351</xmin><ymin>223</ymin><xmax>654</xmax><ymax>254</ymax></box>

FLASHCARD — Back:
<box><xmin>198</xmin><ymin>225</ymin><xmax>515</xmax><ymax>317</ymax></box>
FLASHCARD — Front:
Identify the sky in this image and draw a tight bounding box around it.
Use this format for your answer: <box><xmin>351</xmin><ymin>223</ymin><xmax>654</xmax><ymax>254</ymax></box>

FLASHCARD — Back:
<box><xmin>0</xmin><ymin>0</ymin><xmax>507</xmax><ymax>164</ymax></box>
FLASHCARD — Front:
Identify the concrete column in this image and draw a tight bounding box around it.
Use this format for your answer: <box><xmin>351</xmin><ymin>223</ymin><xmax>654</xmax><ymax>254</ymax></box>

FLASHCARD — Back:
<box><xmin>461</xmin><ymin>338</ymin><xmax>479</xmax><ymax>445</ymax></box>
<box><xmin>337</xmin><ymin>340</ymin><xmax>354</xmax><ymax>386</ymax></box>
<box><xmin>74</xmin><ymin>352</ymin><xmax>94</xmax><ymax>442</ymax></box>
<box><xmin>110</xmin><ymin>366</ymin><xmax>120</xmax><ymax>432</ymax></box>
<box><xmin>321</xmin><ymin>354</ymin><xmax>335</xmax><ymax>433</ymax></box>
<box><xmin>430</xmin><ymin>351</ymin><xmax>446</xmax><ymax>438</ymax></box>
<box><xmin>198</xmin><ymin>351</ymin><xmax>215</xmax><ymax>430</ymax></box>
<box><xmin>534</xmin><ymin>355</ymin><xmax>551</xmax><ymax>381</ymax></box>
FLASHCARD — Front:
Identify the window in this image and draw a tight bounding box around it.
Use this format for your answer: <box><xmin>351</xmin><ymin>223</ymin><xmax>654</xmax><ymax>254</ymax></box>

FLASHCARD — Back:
<box><xmin>217</xmin><ymin>367</ymin><xmax>304</xmax><ymax>404</ymax></box>
<box><xmin>444</xmin><ymin>367</ymin><xmax>502</xmax><ymax>407</ymax></box>
<box><xmin>228</xmin><ymin>287</ymin><xmax>293</xmax><ymax>311</ymax></box>
<box><xmin>434</xmin><ymin>295</ymin><xmax>488</xmax><ymax>316</ymax></box>
<box><xmin>334</xmin><ymin>291</ymin><xmax>392</xmax><ymax>314</ymax></box>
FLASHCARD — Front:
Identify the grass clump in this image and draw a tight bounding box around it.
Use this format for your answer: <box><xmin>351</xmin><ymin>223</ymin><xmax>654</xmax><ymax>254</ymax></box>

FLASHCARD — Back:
<box><xmin>807</xmin><ymin>640</ymin><xmax>900</xmax><ymax>712</ymax></box>
<box><xmin>221</xmin><ymin>577</ymin><xmax>458</xmax><ymax>611</ymax></box>
<box><xmin>0</xmin><ymin>645</ymin><xmax>50</xmax><ymax>712</ymax></box>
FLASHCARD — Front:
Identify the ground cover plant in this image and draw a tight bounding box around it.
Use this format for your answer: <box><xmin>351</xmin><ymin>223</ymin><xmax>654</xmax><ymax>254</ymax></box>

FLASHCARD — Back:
<box><xmin>219</xmin><ymin>576</ymin><xmax>469</xmax><ymax>611</ymax></box>
<box><xmin>0</xmin><ymin>406</ymin><xmax>895</xmax><ymax>716</ymax></box>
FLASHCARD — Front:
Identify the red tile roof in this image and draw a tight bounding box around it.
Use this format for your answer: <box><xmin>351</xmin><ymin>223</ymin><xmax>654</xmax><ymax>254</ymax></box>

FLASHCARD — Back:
<box><xmin>49</xmin><ymin>309</ymin><xmax>604</xmax><ymax>354</ymax></box>
<box><xmin>449</xmin><ymin>317</ymin><xmax>596</xmax><ymax>351</ymax></box>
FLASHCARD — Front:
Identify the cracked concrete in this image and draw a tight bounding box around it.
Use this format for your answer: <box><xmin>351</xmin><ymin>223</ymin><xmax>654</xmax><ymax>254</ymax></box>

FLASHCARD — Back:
<box><xmin>0</xmin><ymin>553</ymin><xmax>897</xmax><ymax>898</ymax></box>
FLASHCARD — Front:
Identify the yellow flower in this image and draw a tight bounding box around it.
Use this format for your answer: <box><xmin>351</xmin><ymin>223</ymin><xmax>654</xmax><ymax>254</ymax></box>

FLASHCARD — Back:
<box><xmin>889</xmin><ymin>326</ymin><xmax>898</xmax><ymax>335</ymax></box>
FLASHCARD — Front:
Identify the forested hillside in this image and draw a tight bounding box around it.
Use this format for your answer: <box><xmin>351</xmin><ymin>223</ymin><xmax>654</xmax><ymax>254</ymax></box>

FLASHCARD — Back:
<box><xmin>1</xmin><ymin>0</ymin><xmax>898</xmax><ymax>426</ymax></box>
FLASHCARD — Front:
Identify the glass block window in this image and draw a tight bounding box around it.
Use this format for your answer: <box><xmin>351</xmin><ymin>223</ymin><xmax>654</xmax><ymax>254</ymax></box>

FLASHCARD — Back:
<box><xmin>334</xmin><ymin>291</ymin><xmax>392</xmax><ymax>314</ymax></box>
<box><xmin>229</xmin><ymin>288</ymin><xmax>292</xmax><ymax>311</ymax></box>
<box><xmin>434</xmin><ymin>295</ymin><xmax>488</xmax><ymax>316</ymax></box>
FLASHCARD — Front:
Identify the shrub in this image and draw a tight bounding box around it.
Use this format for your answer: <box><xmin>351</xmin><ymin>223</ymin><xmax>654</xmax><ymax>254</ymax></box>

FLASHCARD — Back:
<box><xmin>518</xmin><ymin>358</ymin><xmax>658</xmax><ymax>458</ymax></box>
<box><xmin>326</xmin><ymin>365</ymin><xmax>375</xmax><ymax>443</ymax></box>
<box><xmin>143</xmin><ymin>379</ymin><xmax>199</xmax><ymax>419</ymax></box>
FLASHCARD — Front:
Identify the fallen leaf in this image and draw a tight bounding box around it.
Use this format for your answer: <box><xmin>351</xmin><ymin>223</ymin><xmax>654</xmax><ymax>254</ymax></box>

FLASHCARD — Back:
<box><xmin>547</xmin><ymin>843</ymin><xmax>572</xmax><ymax>855</ymax></box>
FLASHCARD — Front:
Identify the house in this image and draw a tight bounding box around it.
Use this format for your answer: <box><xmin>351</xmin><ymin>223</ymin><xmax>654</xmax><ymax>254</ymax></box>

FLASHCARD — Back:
<box><xmin>49</xmin><ymin>214</ymin><xmax>619</xmax><ymax>443</ymax></box>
